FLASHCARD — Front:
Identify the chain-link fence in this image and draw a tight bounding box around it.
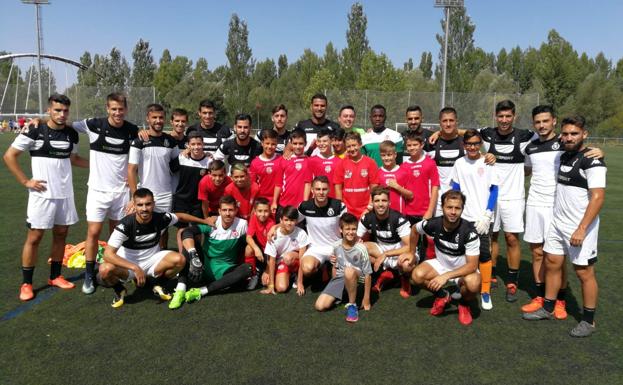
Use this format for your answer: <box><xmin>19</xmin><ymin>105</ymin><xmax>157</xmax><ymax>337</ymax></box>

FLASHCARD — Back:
<box><xmin>0</xmin><ymin>85</ymin><xmax>155</xmax><ymax>126</ymax></box>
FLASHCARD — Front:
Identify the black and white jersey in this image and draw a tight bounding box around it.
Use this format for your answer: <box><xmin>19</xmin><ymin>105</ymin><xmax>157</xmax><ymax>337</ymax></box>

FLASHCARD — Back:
<box><xmin>401</xmin><ymin>128</ymin><xmax>433</xmax><ymax>163</ymax></box>
<box><xmin>11</xmin><ymin>124</ymin><xmax>79</xmax><ymax>199</ymax></box>
<box><xmin>185</xmin><ymin>122</ymin><xmax>232</xmax><ymax>156</ymax></box>
<box><xmin>256</xmin><ymin>129</ymin><xmax>290</xmax><ymax>155</ymax></box>
<box><xmin>480</xmin><ymin>127</ymin><xmax>535</xmax><ymax>200</ymax></box>
<box><xmin>294</xmin><ymin>118</ymin><xmax>340</xmax><ymax>152</ymax></box>
<box><xmin>357</xmin><ymin>209</ymin><xmax>411</xmax><ymax>246</ymax></box>
<box><xmin>553</xmin><ymin>148</ymin><xmax>606</xmax><ymax>227</ymax></box>
<box><xmin>425</xmin><ymin>136</ymin><xmax>464</xmax><ymax>193</ymax></box>
<box><xmin>213</xmin><ymin>138</ymin><xmax>263</xmax><ymax>168</ymax></box>
<box><xmin>108</xmin><ymin>212</ymin><xmax>178</xmax><ymax>261</ymax></box>
<box><xmin>525</xmin><ymin>137</ymin><xmax>564</xmax><ymax>206</ymax></box>
<box><xmin>129</xmin><ymin>133</ymin><xmax>179</xmax><ymax>195</ymax></box>
<box><xmin>171</xmin><ymin>154</ymin><xmax>211</xmax><ymax>204</ymax></box>
<box><xmin>73</xmin><ymin>118</ymin><xmax>139</xmax><ymax>192</ymax></box>
<box><xmin>297</xmin><ymin>198</ymin><xmax>347</xmax><ymax>246</ymax></box>
<box><xmin>416</xmin><ymin>217</ymin><xmax>480</xmax><ymax>268</ymax></box>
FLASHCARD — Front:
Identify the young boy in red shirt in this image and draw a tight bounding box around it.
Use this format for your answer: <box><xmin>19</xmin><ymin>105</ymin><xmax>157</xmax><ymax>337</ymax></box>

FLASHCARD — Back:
<box><xmin>271</xmin><ymin>130</ymin><xmax>312</xmax><ymax>220</ymax></box>
<box><xmin>334</xmin><ymin>132</ymin><xmax>379</xmax><ymax>218</ymax></box>
<box><xmin>244</xmin><ymin>198</ymin><xmax>275</xmax><ymax>290</ymax></box>
<box><xmin>400</xmin><ymin>131</ymin><xmax>440</xmax><ymax>261</ymax></box>
<box><xmin>198</xmin><ymin>160</ymin><xmax>231</xmax><ymax>217</ymax></box>
<box><xmin>249</xmin><ymin>129</ymin><xmax>282</xmax><ymax>205</ymax></box>
<box><xmin>308</xmin><ymin>128</ymin><xmax>341</xmax><ymax>199</ymax></box>
<box><xmin>378</xmin><ymin>140</ymin><xmax>413</xmax><ymax>212</ymax></box>
<box><xmin>224</xmin><ymin>163</ymin><xmax>260</xmax><ymax>221</ymax></box>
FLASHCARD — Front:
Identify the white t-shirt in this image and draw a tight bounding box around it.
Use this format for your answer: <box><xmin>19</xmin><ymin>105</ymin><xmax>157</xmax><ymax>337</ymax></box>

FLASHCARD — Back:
<box><xmin>450</xmin><ymin>156</ymin><xmax>499</xmax><ymax>222</ymax></box>
<box><xmin>128</xmin><ymin>134</ymin><xmax>179</xmax><ymax>195</ymax></box>
<box><xmin>264</xmin><ymin>227</ymin><xmax>310</xmax><ymax>259</ymax></box>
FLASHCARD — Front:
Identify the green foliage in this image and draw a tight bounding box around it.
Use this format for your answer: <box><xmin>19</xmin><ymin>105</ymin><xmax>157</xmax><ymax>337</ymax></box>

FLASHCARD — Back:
<box><xmin>225</xmin><ymin>13</ymin><xmax>254</xmax><ymax>115</ymax></box>
<box><xmin>130</xmin><ymin>39</ymin><xmax>156</xmax><ymax>87</ymax></box>
<box><xmin>356</xmin><ymin>51</ymin><xmax>405</xmax><ymax>92</ymax></box>
<box><xmin>342</xmin><ymin>2</ymin><xmax>370</xmax><ymax>79</ymax></box>
<box><xmin>418</xmin><ymin>52</ymin><xmax>433</xmax><ymax>80</ymax></box>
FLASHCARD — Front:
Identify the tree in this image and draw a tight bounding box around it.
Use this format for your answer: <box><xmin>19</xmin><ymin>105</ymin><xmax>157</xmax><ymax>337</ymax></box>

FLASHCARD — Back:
<box><xmin>153</xmin><ymin>52</ymin><xmax>193</xmax><ymax>106</ymax></box>
<box><xmin>418</xmin><ymin>52</ymin><xmax>433</xmax><ymax>79</ymax></box>
<box><xmin>77</xmin><ymin>51</ymin><xmax>98</xmax><ymax>87</ymax></box>
<box><xmin>403</xmin><ymin>58</ymin><xmax>414</xmax><ymax>72</ymax></box>
<box><xmin>435</xmin><ymin>6</ymin><xmax>477</xmax><ymax>92</ymax></box>
<box><xmin>130</xmin><ymin>38</ymin><xmax>156</xmax><ymax>87</ymax></box>
<box><xmin>277</xmin><ymin>54</ymin><xmax>288</xmax><ymax>78</ymax></box>
<box><xmin>342</xmin><ymin>2</ymin><xmax>370</xmax><ymax>86</ymax></box>
<box><xmin>99</xmin><ymin>47</ymin><xmax>130</xmax><ymax>90</ymax></box>
<box><xmin>356</xmin><ymin>51</ymin><xmax>405</xmax><ymax>91</ymax></box>
<box><xmin>535</xmin><ymin>30</ymin><xmax>582</xmax><ymax>108</ymax></box>
<box><xmin>225</xmin><ymin>13</ymin><xmax>254</xmax><ymax>114</ymax></box>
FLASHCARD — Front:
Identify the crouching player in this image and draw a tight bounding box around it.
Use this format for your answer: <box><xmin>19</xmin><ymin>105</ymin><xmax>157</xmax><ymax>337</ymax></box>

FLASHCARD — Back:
<box><xmin>244</xmin><ymin>198</ymin><xmax>275</xmax><ymax>290</ymax></box>
<box><xmin>358</xmin><ymin>187</ymin><xmax>413</xmax><ymax>298</ymax></box>
<box><xmin>181</xmin><ymin>195</ymin><xmax>252</xmax><ymax>304</ymax></box>
<box><xmin>98</xmin><ymin>188</ymin><xmax>207</xmax><ymax>309</ymax></box>
<box><xmin>261</xmin><ymin>206</ymin><xmax>309</xmax><ymax>294</ymax></box>
<box><xmin>315</xmin><ymin>213</ymin><xmax>372</xmax><ymax>323</ymax></box>
<box><xmin>409</xmin><ymin>190</ymin><xmax>481</xmax><ymax>325</ymax></box>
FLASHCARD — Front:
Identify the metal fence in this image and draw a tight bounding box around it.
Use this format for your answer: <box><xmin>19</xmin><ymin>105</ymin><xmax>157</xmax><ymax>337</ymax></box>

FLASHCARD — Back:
<box><xmin>0</xmin><ymin>85</ymin><xmax>156</xmax><ymax>126</ymax></box>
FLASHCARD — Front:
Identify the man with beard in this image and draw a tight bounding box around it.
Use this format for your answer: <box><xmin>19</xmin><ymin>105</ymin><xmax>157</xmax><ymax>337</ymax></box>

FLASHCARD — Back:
<box><xmin>213</xmin><ymin>113</ymin><xmax>262</xmax><ymax>169</ymax></box>
<box><xmin>185</xmin><ymin>99</ymin><xmax>232</xmax><ymax>157</ymax></box>
<box><xmin>401</xmin><ymin>105</ymin><xmax>432</xmax><ymax>162</ymax></box>
<box><xmin>295</xmin><ymin>93</ymin><xmax>340</xmax><ymax>153</ymax></box>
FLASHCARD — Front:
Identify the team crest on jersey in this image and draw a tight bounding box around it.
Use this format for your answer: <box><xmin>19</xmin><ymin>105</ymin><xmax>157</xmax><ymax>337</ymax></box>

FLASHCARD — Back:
<box><xmin>353</xmin><ymin>255</ymin><xmax>359</xmax><ymax>263</ymax></box>
<box><xmin>325</xmin><ymin>165</ymin><xmax>332</xmax><ymax>173</ymax></box>
<box><xmin>455</xmin><ymin>234</ymin><xmax>460</xmax><ymax>242</ymax></box>
<box><xmin>478</xmin><ymin>167</ymin><xmax>485</xmax><ymax>176</ymax></box>
<box><xmin>327</xmin><ymin>208</ymin><xmax>335</xmax><ymax>216</ymax></box>
<box><xmin>232</xmin><ymin>230</ymin><xmax>239</xmax><ymax>237</ymax></box>
<box><xmin>552</xmin><ymin>142</ymin><xmax>560</xmax><ymax>150</ymax></box>
<box><xmin>266</xmin><ymin>166</ymin><xmax>273</xmax><ymax>174</ymax></box>
<box><xmin>295</xmin><ymin>163</ymin><xmax>302</xmax><ymax>171</ymax></box>
<box><xmin>413</xmin><ymin>170</ymin><xmax>420</xmax><ymax>177</ymax></box>
<box><xmin>361</xmin><ymin>169</ymin><xmax>368</xmax><ymax>177</ymax></box>
<box><xmin>345</xmin><ymin>170</ymin><xmax>352</xmax><ymax>179</ymax></box>
<box><xmin>164</xmin><ymin>139</ymin><xmax>170</xmax><ymax>147</ymax></box>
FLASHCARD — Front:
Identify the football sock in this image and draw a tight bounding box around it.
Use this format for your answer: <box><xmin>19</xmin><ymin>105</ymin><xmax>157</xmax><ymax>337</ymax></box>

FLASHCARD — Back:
<box><xmin>459</xmin><ymin>298</ymin><xmax>469</xmax><ymax>306</ymax></box>
<box><xmin>582</xmin><ymin>307</ymin><xmax>595</xmax><ymax>324</ymax></box>
<box><xmin>492</xmin><ymin>265</ymin><xmax>497</xmax><ymax>278</ymax></box>
<box><xmin>85</xmin><ymin>261</ymin><xmax>96</xmax><ymax>279</ymax></box>
<box><xmin>479</xmin><ymin>260</ymin><xmax>492</xmax><ymax>293</ymax></box>
<box><xmin>435</xmin><ymin>288</ymin><xmax>448</xmax><ymax>298</ymax></box>
<box><xmin>22</xmin><ymin>266</ymin><xmax>34</xmax><ymax>284</ymax></box>
<box><xmin>543</xmin><ymin>298</ymin><xmax>556</xmax><ymax>313</ymax></box>
<box><xmin>507</xmin><ymin>268</ymin><xmax>519</xmax><ymax>285</ymax></box>
<box><xmin>175</xmin><ymin>282</ymin><xmax>187</xmax><ymax>292</ymax></box>
<box><xmin>535</xmin><ymin>282</ymin><xmax>545</xmax><ymax>298</ymax></box>
<box><xmin>244</xmin><ymin>255</ymin><xmax>257</xmax><ymax>275</ymax></box>
<box><xmin>200</xmin><ymin>287</ymin><xmax>209</xmax><ymax>296</ymax></box>
<box><xmin>557</xmin><ymin>287</ymin><xmax>566</xmax><ymax>301</ymax></box>
<box><xmin>50</xmin><ymin>261</ymin><xmax>62</xmax><ymax>280</ymax></box>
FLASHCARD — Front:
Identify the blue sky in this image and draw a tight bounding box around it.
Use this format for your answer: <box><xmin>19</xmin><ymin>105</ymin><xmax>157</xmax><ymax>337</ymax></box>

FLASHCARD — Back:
<box><xmin>1</xmin><ymin>0</ymin><xmax>622</xmax><ymax>88</ymax></box>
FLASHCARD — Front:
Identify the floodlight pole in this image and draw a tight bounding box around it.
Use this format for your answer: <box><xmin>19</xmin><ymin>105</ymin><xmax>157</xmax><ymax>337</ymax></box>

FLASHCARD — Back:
<box><xmin>22</xmin><ymin>0</ymin><xmax>49</xmax><ymax>115</ymax></box>
<box><xmin>441</xmin><ymin>6</ymin><xmax>450</xmax><ymax>109</ymax></box>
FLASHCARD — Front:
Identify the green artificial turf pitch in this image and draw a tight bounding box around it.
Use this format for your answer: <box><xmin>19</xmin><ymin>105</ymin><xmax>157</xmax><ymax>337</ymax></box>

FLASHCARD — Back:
<box><xmin>1</xmin><ymin>134</ymin><xmax>622</xmax><ymax>385</ymax></box>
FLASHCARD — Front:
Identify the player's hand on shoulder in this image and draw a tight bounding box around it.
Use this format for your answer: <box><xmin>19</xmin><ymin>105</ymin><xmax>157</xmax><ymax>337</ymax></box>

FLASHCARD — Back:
<box><xmin>585</xmin><ymin>147</ymin><xmax>604</xmax><ymax>159</ymax></box>
<box><xmin>484</xmin><ymin>153</ymin><xmax>496</xmax><ymax>165</ymax></box>
<box><xmin>137</xmin><ymin>129</ymin><xmax>150</xmax><ymax>142</ymax></box>
<box><xmin>125</xmin><ymin>200</ymin><xmax>135</xmax><ymax>215</ymax></box>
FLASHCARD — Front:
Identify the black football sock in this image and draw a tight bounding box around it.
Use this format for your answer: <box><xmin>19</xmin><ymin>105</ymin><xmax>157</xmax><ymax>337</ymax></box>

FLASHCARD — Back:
<box><xmin>556</xmin><ymin>287</ymin><xmax>567</xmax><ymax>301</ymax></box>
<box><xmin>22</xmin><ymin>266</ymin><xmax>34</xmax><ymax>284</ymax></box>
<box><xmin>50</xmin><ymin>261</ymin><xmax>62</xmax><ymax>280</ymax></box>
<box><xmin>582</xmin><ymin>307</ymin><xmax>595</xmax><ymax>324</ymax></box>
<box><xmin>85</xmin><ymin>261</ymin><xmax>96</xmax><ymax>279</ymax></box>
<box><xmin>535</xmin><ymin>282</ymin><xmax>545</xmax><ymax>298</ymax></box>
<box><xmin>543</xmin><ymin>298</ymin><xmax>556</xmax><ymax>313</ymax></box>
<box><xmin>507</xmin><ymin>268</ymin><xmax>519</xmax><ymax>285</ymax></box>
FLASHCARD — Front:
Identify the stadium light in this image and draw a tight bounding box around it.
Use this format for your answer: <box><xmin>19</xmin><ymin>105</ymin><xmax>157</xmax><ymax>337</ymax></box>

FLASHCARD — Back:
<box><xmin>434</xmin><ymin>0</ymin><xmax>463</xmax><ymax>109</ymax></box>
<box><xmin>21</xmin><ymin>0</ymin><xmax>50</xmax><ymax>115</ymax></box>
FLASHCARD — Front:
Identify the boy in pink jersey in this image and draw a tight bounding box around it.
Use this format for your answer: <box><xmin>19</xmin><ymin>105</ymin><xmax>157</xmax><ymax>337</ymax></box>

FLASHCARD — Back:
<box><xmin>334</xmin><ymin>132</ymin><xmax>379</xmax><ymax>219</ymax></box>
<box><xmin>400</xmin><ymin>131</ymin><xmax>440</xmax><ymax>261</ymax></box>
<box><xmin>308</xmin><ymin>128</ymin><xmax>341</xmax><ymax>199</ymax></box>
<box><xmin>378</xmin><ymin>140</ymin><xmax>413</xmax><ymax>212</ymax></box>
<box><xmin>271</xmin><ymin>130</ymin><xmax>312</xmax><ymax>220</ymax></box>
<box><xmin>249</xmin><ymin>129</ymin><xmax>282</xmax><ymax>204</ymax></box>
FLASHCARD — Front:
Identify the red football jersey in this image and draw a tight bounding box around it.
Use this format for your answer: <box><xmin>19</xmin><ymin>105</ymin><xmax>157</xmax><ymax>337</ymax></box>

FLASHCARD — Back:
<box><xmin>224</xmin><ymin>181</ymin><xmax>260</xmax><ymax>220</ymax></box>
<box><xmin>334</xmin><ymin>155</ymin><xmax>379</xmax><ymax>218</ymax></box>
<box><xmin>309</xmin><ymin>154</ymin><xmax>341</xmax><ymax>198</ymax></box>
<box><xmin>277</xmin><ymin>155</ymin><xmax>312</xmax><ymax>207</ymax></box>
<box><xmin>378</xmin><ymin>166</ymin><xmax>411</xmax><ymax>212</ymax></box>
<box><xmin>249</xmin><ymin>154</ymin><xmax>282</xmax><ymax>203</ymax></box>
<box><xmin>197</xmin><ymin>175</ymin><xmax>232</xmax><ymax>214</ymax></box>
<box><xmin>400</xmin><ymin>156</ymin><xmax>440</xmax><ymax>216</ymax></box>
<box><xmin>248</xmin><ymin>213</ymin><xmax>275</xmax><ymax>250</ymax></box>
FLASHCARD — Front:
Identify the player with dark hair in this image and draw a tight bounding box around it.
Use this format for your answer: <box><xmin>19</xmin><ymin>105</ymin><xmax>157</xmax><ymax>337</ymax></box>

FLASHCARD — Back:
<box><xmin>198</xmin><ymin>160</ymin><xmax>232</xmax><ymax>217</ymax></box>
<box><xmin>523</xmin><ymin>115</ymin><xmax>606</xmax><ymax>338</ymax></box>
<box><xmin>255</xmin><ymin>104</ymin><xmax>290</xmax><ymax>155</ymax></box>
<box><xmin>185</xmin><ymin>99</ymin><xmax>232</xmax><ymax>156</ymax></box>
<box><xmin>98</xmin><ymin>188</ymin><xmax>210</xmax><ymax>309</ymax></box>
<box><xmin>224</xmin><ymin>163</ymin><xmax>260</xmax><ymax>220</ymax></box>
<box><xmin>362</xmin><ymin>105</ymin><xmax>404</xmax><ymax>167</ymax></box>
<box><xmin>4</xmin><ymin>94</ymin><xmax>88</xmax><ymax>300</ymax></box>
<box><xmin>214</xmin><ymin>113</ymin><xmax>262</xmax><ymax>169</ymax></box>
<box><xmin>337</xmin><ymin>105</ymin><xmax>365</xmax><ymax>135</ymax></box>
<box><xmin>168</xmin><ymin>108</ymin><xmax>189</xmax><ymax>148</ymax></box>
<box><xmin>308</xmin><ymin>128</ymin><xmax>342</xmax><ymax>198</ymax></box>
<box><xmin>401</xmin><ymin>105</ymin><xmax>432</xmax><ymax>162</ymax></box>
<box><xmin>295</xmin><ymin>93</ymin><xmax>340</xmax><ymax>153</ymax></box>
<box><xmin>409</xmin><ymin>190</ymin><xmax>481</xmax><ymax>325</ymax></box>
<box><xmin>181</xmin><ymin>195</ymin><xmax>252</xmax><ymax>303</ymax></box>
<box><xmin>69</xmin><ymin>92</ymin><xmax>139</xmax><ymax>294</ymax></box>
<box><xmin>250</xmin><ymin>129</ymin><xmax>283</xmax><ymax>203</ymax></box>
